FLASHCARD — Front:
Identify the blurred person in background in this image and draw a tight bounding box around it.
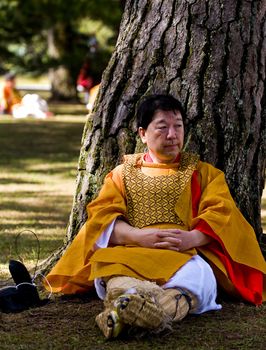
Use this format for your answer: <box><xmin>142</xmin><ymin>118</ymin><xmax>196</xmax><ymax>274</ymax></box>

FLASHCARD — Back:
<box><xmin>76</xmin><ymin>60</ymin><xmax>94</xmax><ymax>104</ymax></box>
<box><xmin>0</xmin><ymin>72</ymin><xmax>52</xmax><ymax>119</ymax></box>
<box><xmin>0</xmin><ymin>72</ymin><xmax>22</xmax><ymax>114</ymax></box>
<box><xmin>77</xmin><ymin>36</ymin><xmax>100</xmax><ymax>104</ymax></box>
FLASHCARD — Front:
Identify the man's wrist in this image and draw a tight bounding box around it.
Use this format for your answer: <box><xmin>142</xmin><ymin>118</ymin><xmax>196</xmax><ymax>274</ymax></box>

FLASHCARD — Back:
<box><xmin>113</xmin><ymin>219</ymin><xmax>138</xmax><ymax>246</ymax></box>
<box><xmin>191</xmin><ymin>229</ymin><xmax>212</xmax><ymax>247</ymax></box>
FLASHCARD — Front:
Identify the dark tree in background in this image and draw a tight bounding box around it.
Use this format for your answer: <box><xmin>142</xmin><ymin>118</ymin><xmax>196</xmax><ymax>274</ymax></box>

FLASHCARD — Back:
<box><xmin>0</xmin><ymin>0</ymin><xmax>123</xmax><ymax>100</ymax></box>
<box><xmin>44</xmin><ymin>0</ymin><xmax>265</xmax><ymax>268</ymax></box>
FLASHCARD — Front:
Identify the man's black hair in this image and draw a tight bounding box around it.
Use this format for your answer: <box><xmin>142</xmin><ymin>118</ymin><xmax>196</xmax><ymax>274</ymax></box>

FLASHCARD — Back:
<box><xmin>4</xmin><ymin>72</ymin><xmax>16</xmax><ymax>81</ymax></box>
<box><xmin>136</xmin><ymin>94</ymin><xmax>185</xmax><ymax>129</ymax></box>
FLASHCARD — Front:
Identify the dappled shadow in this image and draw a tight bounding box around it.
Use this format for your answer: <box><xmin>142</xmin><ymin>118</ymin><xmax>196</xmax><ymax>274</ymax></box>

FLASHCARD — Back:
<box><xmin>0</xmin><ymin>197</ymin><xmax>72</xmax><ymax>236</ymax></box>
<box><xmin>0</xmin><ymin>232</ymin><xmax>64</xmax><ymax>264</ymax></box>
<box><xmin>0</xmin><ymin>222</ymin><xmax>67</xmax><ymax>233</ymax></box>
<box><xmin>0</xmin><ymin>177</ymin><xmax>42</xmax><ymax>185</ymax></box>
<box><xmin>25</xmin><ymin>165</ymin><xmax>77</xmax><ymax>176</ymax></box>
<box><xmin>0</xmin><ymin>117</ymin><xmax>83</xmax><ymax>274</ymax></box>
<box><xmin>1</xmin><ymin>193</ymin><xmax>72</xmax><ymax>214</ymax></box>
<box><xmin>0</xmin><ymin>190</ymin><xmax>72</xmax><ymax>264</ymax></box>
<box><xmin>49</xmin><ymin>102</ymin><xmax>88</xmax><ymax>116</ymax></box>
<box><xmin>0</xmin><ymin>120</ymin><xmax>85</xmax><ymax>172</ymax></box>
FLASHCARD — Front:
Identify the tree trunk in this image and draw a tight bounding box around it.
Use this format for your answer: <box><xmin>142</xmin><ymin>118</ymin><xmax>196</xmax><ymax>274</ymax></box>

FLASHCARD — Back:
<box><xmin>42</xmin><ymin>0</ymin><xmax>265</xmax><ymax>271</ymax></box>
<box><xmin>47</xmin><ymin>24</ymin><xmax>78</xmax><ymax>101</ymax></box>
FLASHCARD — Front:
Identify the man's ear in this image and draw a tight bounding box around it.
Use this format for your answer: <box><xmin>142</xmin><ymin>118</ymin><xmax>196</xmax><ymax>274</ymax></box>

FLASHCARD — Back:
<box><xmin>138</xmin><ymin>127</ymin><xmax>147</xmax><ymax>144</ymax></box>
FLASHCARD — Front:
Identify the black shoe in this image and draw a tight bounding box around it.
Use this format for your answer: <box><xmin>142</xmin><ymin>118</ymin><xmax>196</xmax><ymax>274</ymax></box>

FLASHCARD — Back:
<box><xmin>9</xmin><ymin>260</ymin><xmax>32</xmax><ymax>285</ymax></box>
<box><xmin>0</xmin><ymin>286</ymin><xmax>25</xmax><ymax>313</ymax></box>
<box><xmin>0</xmin><ymin>260</ymin><xmax>48</xmax><ymax>313</ymax></box>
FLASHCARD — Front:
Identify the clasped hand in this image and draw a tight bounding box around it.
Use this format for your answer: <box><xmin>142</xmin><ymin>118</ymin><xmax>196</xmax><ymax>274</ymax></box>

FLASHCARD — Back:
<box><xmin>111</xmin><ymin>220</ymin><xmax>210</xmax><ymax>252</ymax></box>
<box><xmin>132</xmin><ymin>227</ymin><xmax>202</xmax><ymax>252</ymax></box>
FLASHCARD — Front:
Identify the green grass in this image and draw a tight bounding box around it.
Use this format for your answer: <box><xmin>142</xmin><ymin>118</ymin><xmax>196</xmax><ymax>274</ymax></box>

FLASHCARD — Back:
<box><xmin>0</xmin><ymin>109</ymin><xmax>87</xmax><ymax>276</ymax></box>
<box><xmin>0</xmin><ymin>105</ymin><xmax>266</xmax><ymax>349</ymax></box>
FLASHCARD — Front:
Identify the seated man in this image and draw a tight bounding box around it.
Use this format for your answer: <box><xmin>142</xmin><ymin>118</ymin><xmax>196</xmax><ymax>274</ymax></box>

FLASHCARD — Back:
<box><xmin>45</xmin><ymin>94</ymin><xmax>266</xmax><ymax>339</ymax></box>
<box><xmin>0</xmin><ymin>72</ymin><xmax>22</xmax><ymax>114</ymax></box>
<box><xmin>0</xmin><ymin>72</ymin><xmax>52</xmax><ymax>119</ymax></box>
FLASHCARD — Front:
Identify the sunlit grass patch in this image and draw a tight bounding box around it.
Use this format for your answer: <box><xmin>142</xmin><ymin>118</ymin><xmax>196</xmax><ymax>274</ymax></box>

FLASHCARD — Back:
<box><xmin>49</xmin><ymin>103</ymin><xmax>88</xmax><ymax>116</ymax></box>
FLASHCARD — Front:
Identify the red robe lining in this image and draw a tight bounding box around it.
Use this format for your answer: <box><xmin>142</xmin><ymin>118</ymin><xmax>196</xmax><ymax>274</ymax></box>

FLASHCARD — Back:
<box><xmin>144</xmin><ymin>153</ymin><xmax>263</xmax><ymax>304</ymax></box>
<box><xmin>192</xmin><ymin>171</ymin><xmax>263</xmax><ymax>305</ymax></box>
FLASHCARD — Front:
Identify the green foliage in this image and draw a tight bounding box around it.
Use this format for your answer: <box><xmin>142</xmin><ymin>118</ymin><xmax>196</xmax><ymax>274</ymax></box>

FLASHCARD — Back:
<box><xmin>0</xmin><ymin>0</ymin><xmax>123</xmax><ymax>79</ymax></box>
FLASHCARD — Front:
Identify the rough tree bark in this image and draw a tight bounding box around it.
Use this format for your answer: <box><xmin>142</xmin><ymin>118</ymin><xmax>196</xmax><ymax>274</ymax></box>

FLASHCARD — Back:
<box><xmin>43</xmin><ymin>0</ymin><xmax>265</xmax><ymax>270</ymax></box>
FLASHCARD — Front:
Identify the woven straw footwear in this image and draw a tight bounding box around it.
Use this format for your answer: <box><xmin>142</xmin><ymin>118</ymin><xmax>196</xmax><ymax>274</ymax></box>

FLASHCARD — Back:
<box><xmin>114</xmin><ymin>293</ymin><xmax>164</xmax><ymax>329</ymax></box>
<box><xmin>95</xmin><ymin>308</ymin><xmax>124</xmax><ymax>339</ymax></box>
<box><xmin>157</xmin><ymin>288</ymin><xmax>196</xmax><ymax>322</ymax></box>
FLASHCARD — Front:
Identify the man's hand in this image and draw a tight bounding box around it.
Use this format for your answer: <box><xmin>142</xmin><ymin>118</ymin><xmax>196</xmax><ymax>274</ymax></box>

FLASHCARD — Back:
<box><xmin>110</xmin><ymin>220</ymin><xmax>212</xmax><ymax>252</ymax></box>
<box><xmin>155</xmin><ymin>229</ymin><xmax>212</xmax><ymax>251</ymax></box>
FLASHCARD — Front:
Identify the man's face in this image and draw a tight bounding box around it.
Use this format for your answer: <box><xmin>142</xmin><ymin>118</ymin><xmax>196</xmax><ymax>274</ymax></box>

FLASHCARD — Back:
<box><xmin>6</xmin><ymin>79</ymin><xmax>15</xmax><ymax>88</ymax></box>
<box><xmin>138</xmin><ymin>109</ymin><xmax>184</xmax><ymax>163</ymax></box>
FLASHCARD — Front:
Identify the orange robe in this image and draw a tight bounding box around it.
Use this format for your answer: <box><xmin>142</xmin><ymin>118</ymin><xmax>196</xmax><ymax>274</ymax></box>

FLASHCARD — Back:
<box><xmin>0</xmin><ymin>83</ymin><xmax>21</xmax><ymax>113</ymax></box>
<box><xmin>45</xmin><ymin>153</ymin><xmax>266</xmax><ymax>304</ymax></box>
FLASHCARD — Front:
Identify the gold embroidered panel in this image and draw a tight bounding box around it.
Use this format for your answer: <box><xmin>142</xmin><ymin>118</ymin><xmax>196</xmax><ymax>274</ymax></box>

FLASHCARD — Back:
<box><xmin>122</xmin><ymin>152</ymin><xmax>199</xmax><ymax>228</ymax></box>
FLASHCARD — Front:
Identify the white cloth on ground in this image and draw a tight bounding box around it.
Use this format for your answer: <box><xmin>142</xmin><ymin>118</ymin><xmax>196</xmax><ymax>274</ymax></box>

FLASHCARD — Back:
<box><xmin>12</xmin><ymin>94</ymin><xmax>49</xmax><ymax>119</ymax></box>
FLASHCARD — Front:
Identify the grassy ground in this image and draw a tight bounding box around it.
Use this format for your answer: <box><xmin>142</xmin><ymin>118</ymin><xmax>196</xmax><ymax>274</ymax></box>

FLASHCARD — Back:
<box><xmin>0</xmin><ymin>106</ymin><xmax>266</xmax><ymax>350</ymax></box>
<box><xmin>0</xmin><ymin>107</ymin><xmax>87</xmax><ymax>277</ymax></box>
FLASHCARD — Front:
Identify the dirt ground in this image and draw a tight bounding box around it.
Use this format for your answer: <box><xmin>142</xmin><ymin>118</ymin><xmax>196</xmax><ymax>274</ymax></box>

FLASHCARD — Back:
<box><xmin>1</xmin><ymin>290</ymin><xmax>266</xmax><ymax>350</ymax></box>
